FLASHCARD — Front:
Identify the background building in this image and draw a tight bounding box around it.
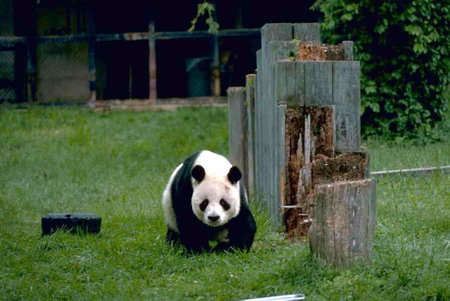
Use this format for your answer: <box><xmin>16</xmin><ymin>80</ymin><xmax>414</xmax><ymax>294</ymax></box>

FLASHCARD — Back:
<box><xmin>0</xmin><ymin>0</ymin><xmax>319</xmax><ymax>103</ymax></box>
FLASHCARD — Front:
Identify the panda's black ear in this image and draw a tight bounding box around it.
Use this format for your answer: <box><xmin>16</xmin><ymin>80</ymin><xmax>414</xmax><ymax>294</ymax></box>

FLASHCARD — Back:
<box><xmin>227</xmin><ymin>166</ymin><xmax>241</xmax><ymax>184</ymax></box>
<box><xmin>191</xmin><ymin>165</ymin><xmax>205</xmax><ymax>183</ymax></box>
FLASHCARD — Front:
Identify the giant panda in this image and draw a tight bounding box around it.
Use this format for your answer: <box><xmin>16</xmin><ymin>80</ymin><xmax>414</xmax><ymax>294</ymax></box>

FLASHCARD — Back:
<box><xmin>162</xmin><ymin>150</ymin><xmax>257</xmax><ymax>253</ymax></box>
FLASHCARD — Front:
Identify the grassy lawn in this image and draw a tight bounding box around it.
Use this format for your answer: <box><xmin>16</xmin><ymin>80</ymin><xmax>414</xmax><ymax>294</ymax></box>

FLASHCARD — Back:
<box><xmin>0</xmin><ymin>106</ymin><xmax>448</xmax><ymax>300</ymax></box>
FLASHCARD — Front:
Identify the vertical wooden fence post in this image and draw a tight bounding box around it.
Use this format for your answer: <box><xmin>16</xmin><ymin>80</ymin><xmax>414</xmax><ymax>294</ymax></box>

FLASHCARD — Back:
<box><xmin>211</xmin><ymin>34</ymin><xmax>221</xmax><ymax>97</ymax></box>
<box><xmin>245</xmin><ymin>74</ymin><xmax>256</xmax><ymax>196</ymax></box>
<box><xmin>26</xmin><ymin>1</ymin><xmax>37</xmax><ymax>102</ymax></box>
<box><xmin>148</xmin><ymin>17</ymin><xmax>157</xmax><ymax>103</ymax></box>
<box><xmin>87</xmin><ymin>4</ymin><xmax>96</xmax><ymax>103</ymax></box>
<box><xmin>227</xmin><ymin>87</ymin><xmax>248</xmax><ymax>191</ymax></box>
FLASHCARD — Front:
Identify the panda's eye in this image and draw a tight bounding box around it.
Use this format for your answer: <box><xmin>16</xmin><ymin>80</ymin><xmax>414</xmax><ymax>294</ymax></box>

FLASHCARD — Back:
<box><xmin>200</xmin><ymin>199</ymin><xmax>209</xmax><ymax>211</ymax></box>
<box><xmin>220</xmin><ymin>199</ymin><xmax>230</xmax><ymax>211</ymax></box>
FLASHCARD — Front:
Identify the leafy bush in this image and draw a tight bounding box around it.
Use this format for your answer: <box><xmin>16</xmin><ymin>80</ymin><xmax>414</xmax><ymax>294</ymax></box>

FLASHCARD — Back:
<box><xmin>312</xmin><ymin>0</ymin><xmax>449</xmax><ymax>139</ymax></box>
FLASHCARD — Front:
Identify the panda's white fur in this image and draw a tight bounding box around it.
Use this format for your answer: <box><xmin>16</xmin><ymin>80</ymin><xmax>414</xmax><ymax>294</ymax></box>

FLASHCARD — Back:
<box><xmin>162</xmin><ymin>150</ymin><xmax>240</xmax><ymax>232</ymax></box>
<box><xmin>162</xmin><ymin>163</ymin><xmax>183</xmax><ymax>232</ymax></box>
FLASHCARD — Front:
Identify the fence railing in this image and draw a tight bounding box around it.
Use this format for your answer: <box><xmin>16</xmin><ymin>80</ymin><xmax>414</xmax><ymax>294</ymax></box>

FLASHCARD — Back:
<box><xmin>0</xmin><ymin>28</ymin><xmax>261</xmax><ymax>103</ymax></box>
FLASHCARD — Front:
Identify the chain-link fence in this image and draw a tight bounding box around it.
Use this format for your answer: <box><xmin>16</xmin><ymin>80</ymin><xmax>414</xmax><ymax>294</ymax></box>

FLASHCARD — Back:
<box><xmin>0</xmin><ymin>0</ymin><xmax>16</xmax><ymax>102</ymax></box>
<box><xmin>0</xmin><ymin>48</ymin><xmax>15</xmax><ymax>102</ymax></box>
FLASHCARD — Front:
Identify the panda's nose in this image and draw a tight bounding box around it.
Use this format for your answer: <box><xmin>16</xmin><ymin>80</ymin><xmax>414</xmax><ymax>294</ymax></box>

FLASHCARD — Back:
<box><xmin>208</xmin><ymin>215</ymin><xmax>220</xmax><ymax>222</ymax></box>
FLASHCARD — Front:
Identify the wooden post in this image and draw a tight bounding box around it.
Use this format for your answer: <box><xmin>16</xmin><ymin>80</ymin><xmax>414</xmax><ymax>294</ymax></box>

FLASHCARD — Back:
<box><xmin>26</xmin><ymin>38</ymin><xmax>37</xmax><ymax>102</ymax></box>
<box><xmin>249</xmin><ymin>23</ymin><xmax>321</xmax><ymax>229</ymax></box>
<box><xmin>257</xmin><ymin>24</ymin><xmax>293</xmax><ymax>229</ymax></box>
<box><xmin>226</xmin><ymin>23</ymin><xmax>376</xmax><ymax>269</ymax></box>
<box><xmin>211</xmin><ymin>2</ymin><xmax>221</xmax><ymax>97</ymax></box>
<box><xmin>148</xmin><ymin>16</ymin><xmax>157</xmax><ymax>103</ymax></box>
<box><xmin>229</xmin><ymin>26</ymin><xmax>374</xmax><ymax>266</ymax></box>
<box><xmin>227</xmin><ymin>87</ymin><xmax>248</xmax><ymax>191</ymax></box>
<box><xmin>277</xmin><ymin>104</ymin><xmax>287</xmax><ymax>223</ymax></box>
<box><xmin>293</xmin><ymin>23</ymin><xmax>321</xmax><ymax>42</ymax></box>
<box><xmin>245</xmin><ymin>74</ymin><xmax>256</xmax><ymax>196</ymax></box>
<box><xmin>211</xmin><ymin>34</ymin><xmax>221</xmax><ymax>97</ymax></box>
<box><xmin>332</xmin><ymin>61</ymin><xmax>361</xmax><ymax>152</ymax></box>
<box><xmin>309</xmin><ymin>179</ymin><xmax>376</xmax><ymax>268</ymax></box>
<box><xmin>343</xmin><ymin>41</ymin><xmax>354</xmax><ymax>61</ymax></box>
<box><xmin>304</xmin><ymin>61</ymin><xmax>332</xmax><ymax>106</ymax></box>
<box><xmin>26</xmin><ymin>1</ymin><xmax>37</xmax><ymax>102</ymax></box>
<box><xmin>255</xmin><ymin>50</ymin><xmax>262</xmax><ymax>197</ymax></box>
<box><xmin>87</xmin><ymin>5</ymin><xmax>96</xmax><ymax>103</ymax></box>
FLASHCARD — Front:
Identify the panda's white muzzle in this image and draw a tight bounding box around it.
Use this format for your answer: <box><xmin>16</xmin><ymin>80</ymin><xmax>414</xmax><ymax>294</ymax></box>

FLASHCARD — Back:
<box><xmin>204</xmin><ymin>206</ymin><xmax>223</xmax><ymax>226</ymax></box>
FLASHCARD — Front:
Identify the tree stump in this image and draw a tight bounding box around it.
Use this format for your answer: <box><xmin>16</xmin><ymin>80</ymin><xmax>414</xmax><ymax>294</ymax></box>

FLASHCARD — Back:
<box><xmin>309</xmin><ymin>179</ymin><xmax>376</xmax><ymax>268</ymax></box>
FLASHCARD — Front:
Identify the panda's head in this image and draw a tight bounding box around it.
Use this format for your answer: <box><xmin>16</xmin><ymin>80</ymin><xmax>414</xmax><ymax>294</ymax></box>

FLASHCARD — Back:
<box><xmin>190</xmin><ymin>165</ymin><xmax>242</xmax><ymax>227</ymax></box>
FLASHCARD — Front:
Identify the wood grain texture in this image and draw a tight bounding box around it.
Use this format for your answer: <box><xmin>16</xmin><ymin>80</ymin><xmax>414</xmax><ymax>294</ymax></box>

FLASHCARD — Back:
<box><xmin>255</xmin><ymin>50</ymin><xmax>262</xmax><ymax>198</ymax></box>
<box><xmin>304</xmin><ymin>61</ymin><xmax>333</xmax><ymax>106</ymax></box>
<box><xmin>227</xmin><ymin>87</ymin><xmax>248</xmax><ymax>190</ymax></box>
<box><xmin>277</xmin><ymin>104</ymin><xmax>288</xmax><ymax>217</ymax></box>
<box><xmin>276</xmin><ymin>104</ymin><xmax>287</xmax><ymax>228</ymax></box>
<box><xmin>275</xmin><ymin>61</ymin><xmax>305</xmax><ymax>106</ymax></box>
<box><xmin>257</xmin><ymin>24</ymin><xmax>293</xmax><ymax>229</ymax></box>
<box><xmin>343</xmin><ymin>41</ymin><xmax>354</xmax><ymax>61</ymax></box>
<box><xmin>261</xmin><ymin>23</ymin><xmax>293</xmax><ymax>42</ymax></box>
<box><xmin>309</xmin><ymin>179</ymin><xmax>375</xmax><ymax>268</ymax></box>
<box><xmin>332</xmin><ymin>61</ymin><xmax>361</xmax><ymax>152</ymax></box>
<box><xmin>246</xmin><ymin>74</ymin><xmax>256</xmax><ymax>196</ymax></box>
<box><xmin>293</xmin><ymin>23</ymin><xmax>321</xmax><ymax>42</ymax></box>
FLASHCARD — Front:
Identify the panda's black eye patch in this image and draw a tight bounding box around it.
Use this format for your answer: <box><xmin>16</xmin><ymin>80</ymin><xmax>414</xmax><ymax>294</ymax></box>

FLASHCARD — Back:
<box><xmin>220</xmin><ymin>199</ymin><xmax>230</xmax><ymax>211</ymax></box>
<box><xmin>200</xmin><ymin>199</ymin><xmax>209</xmax><ymax>211</ymax></box>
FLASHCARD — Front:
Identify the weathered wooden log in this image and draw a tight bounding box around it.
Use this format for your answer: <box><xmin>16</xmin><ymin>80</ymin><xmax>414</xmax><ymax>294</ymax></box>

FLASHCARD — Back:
<box><xmin>309</xmin><ymin>179</ymin><xmax>376</xmax><ymax>268</ymax></box>
<box><xmin>274</xmin><ymin>60</ymin><xmax>360</xmax><ymax>152</ymax></box>
<box><xmin>227</xmin><ymin>87</ymin><xmax>248</xmax><ymax>190</ymax></box>
<box><xmin>283</xmin><ymin>106</ymin><xmax>336</xmax><ymax>237</ymax></box>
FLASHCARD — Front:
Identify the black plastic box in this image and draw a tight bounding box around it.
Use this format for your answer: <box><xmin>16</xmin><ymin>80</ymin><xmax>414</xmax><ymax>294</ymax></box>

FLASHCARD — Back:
<box><xmin>42</xmin><ymin>213</ymin><xmax>101</xmax><ymax>235</ymax></box>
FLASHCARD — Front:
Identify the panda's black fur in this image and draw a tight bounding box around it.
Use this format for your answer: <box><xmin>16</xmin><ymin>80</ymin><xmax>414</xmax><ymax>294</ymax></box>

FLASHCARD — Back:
<box><xmin>164</xmin><ymin>151</ymin><xmax>257</xmax><ymax>253</ymax></box>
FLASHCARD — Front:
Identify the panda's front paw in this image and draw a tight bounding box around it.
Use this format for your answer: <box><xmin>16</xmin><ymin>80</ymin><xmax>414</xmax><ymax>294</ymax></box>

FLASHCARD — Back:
<box><xmin>184</xmin><ymin>243</ymin><xmax>211</xmax><ymax>254</ymax></box>
<box><xmin>212</xmin><ymin>242</ymin><xmax>235</xmax><ymax>252</ymax></box>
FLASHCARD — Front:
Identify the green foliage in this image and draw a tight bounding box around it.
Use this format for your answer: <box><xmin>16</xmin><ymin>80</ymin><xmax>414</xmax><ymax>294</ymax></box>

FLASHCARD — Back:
<box><xmin>188</xmin><ymin>1</ymin><xmax>219</xmax><ymax>33</ymax></box>
<box><xmin>312</xmin><ymin>0</ymin><xmax>450</xmax><ymax>139</ymax></box>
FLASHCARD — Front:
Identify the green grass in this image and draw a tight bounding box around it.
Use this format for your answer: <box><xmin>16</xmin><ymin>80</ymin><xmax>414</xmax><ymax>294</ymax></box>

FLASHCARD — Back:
<box><xmin>365</xmin><ymin>138</ymin><xmax>449</xmax><ymax>172</ymax></box>
<box><xmin>365</xmin><ymin>99</ymin><xmax>449</xmax><ymax>171</ymax></box>
<box><xmin>0</xmin><ymin>106</ymin><xmax>449</xmax><ymax>300</ymax></box>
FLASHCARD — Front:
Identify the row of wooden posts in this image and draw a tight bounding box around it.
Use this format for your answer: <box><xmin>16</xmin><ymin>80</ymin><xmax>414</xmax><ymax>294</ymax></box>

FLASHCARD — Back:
<box><xmin>228</xmin><ymin>23</ymin><xmax>376</xmax><ymax>268</ymax></box>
